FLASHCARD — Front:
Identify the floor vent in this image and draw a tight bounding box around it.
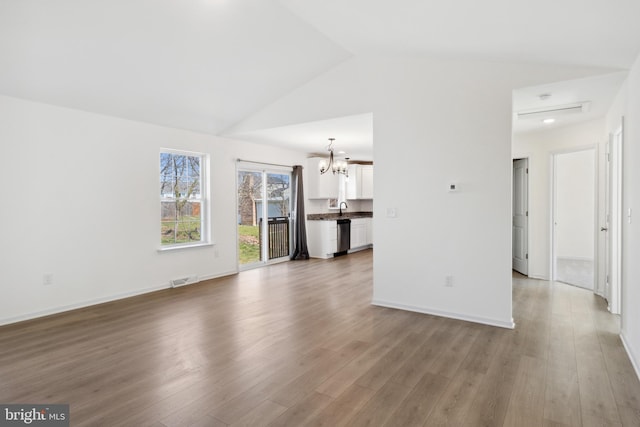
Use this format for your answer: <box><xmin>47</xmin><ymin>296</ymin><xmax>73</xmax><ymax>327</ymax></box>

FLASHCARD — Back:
<box><xmin>170</xmin><ymin>275</ymin><xmax>199</xmax><ymax>288</ymax></box>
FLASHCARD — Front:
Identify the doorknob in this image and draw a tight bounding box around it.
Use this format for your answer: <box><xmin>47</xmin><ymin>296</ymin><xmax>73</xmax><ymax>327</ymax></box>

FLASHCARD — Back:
<box><xmin>601</xmin><ymin>227</ymin><xmax>608</xmax><ymax>231</ymax></box>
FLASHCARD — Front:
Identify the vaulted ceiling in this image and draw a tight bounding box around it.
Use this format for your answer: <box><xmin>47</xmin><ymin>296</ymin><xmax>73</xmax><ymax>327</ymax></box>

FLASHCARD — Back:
<box><xmin>2</xmin><ymin>0</ymin><xmax>640</xmax><ymax>152</ymax></box>
<box><xmin>0</xmin><ymin>0</ymin><xmax>351</xmax><ymax>134</ymax></box>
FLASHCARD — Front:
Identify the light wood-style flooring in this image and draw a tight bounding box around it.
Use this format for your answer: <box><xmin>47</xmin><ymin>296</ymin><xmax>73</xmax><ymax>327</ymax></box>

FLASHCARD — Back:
<box><xmin>1</xmin><ymin>250</ymin><xmax>639</xmax><ymax>426</ymax></box>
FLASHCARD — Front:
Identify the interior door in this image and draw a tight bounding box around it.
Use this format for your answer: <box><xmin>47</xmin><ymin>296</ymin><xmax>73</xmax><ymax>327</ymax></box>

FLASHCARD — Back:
<box><xmin>604</xmin><ymin>139</ymin><xmax>611</xmax><ymax>300</ymax></box>
<box><xmin>512</xmin><ymin>158</ymin><xmax>528</xmax><ymax>275</ymax></box>
<box><xmin>605</xmin><ymin>126</ymin><xmax>623</xmax><ymax>313</ymax></box>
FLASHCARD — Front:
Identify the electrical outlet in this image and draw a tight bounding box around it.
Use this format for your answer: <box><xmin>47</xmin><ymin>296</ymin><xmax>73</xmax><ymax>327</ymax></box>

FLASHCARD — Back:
<box><xmin>445</xmin><ymin>275</ymin><xmax>454</xmax><ymax>287</ymax></box>
<box><xmin>43</xmin><ymin>273</ymin><xmax>54</xmax><ymax>286</ymax></box>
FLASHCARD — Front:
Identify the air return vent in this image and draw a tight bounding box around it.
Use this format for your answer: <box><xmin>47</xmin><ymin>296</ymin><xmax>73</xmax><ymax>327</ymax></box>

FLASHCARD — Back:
<box><xmin>170</xmin><ymin>274</ymin><xmax>199</xmax><ymax>288</ymax></box>
<box><xmin>515</xmin><ymin>101</ymin><xmax>591</xmax><ymax>120</ymax></box>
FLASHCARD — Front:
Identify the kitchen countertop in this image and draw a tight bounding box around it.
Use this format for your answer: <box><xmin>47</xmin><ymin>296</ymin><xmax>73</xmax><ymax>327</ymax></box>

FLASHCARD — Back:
<box><xmin>307</xmin><ymin>211</ymin><xmax>373</xmax><ymax>221</ymax></box>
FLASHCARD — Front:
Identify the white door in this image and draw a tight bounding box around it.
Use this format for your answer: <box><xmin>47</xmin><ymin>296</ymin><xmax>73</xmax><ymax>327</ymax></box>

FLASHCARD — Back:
<box><xmin>604</xmin><ymin>140</ymin><xmax>611</xmax><ymax>299</ymax></box>
<box><xmin>512</xmin><ymin>158</ymin><xmax>528</xmax><ymax>275</ymax></box>
<box><xmin>605</xmin><ymin>126</ymin><xmax>623</xmax><ymax>313</ymax></box>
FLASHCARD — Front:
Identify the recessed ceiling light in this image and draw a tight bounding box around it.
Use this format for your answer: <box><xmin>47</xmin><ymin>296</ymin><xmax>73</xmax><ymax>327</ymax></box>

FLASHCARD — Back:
<box><xmin>542</xmin><ymin>118</ymin><xmax>555</xmax><ymax>124</ymax></box>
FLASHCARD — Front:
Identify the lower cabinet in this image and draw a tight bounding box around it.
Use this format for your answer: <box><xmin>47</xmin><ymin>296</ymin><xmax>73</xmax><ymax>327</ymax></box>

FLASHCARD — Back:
<box><xmin>307</xmin><ymin>220</ymin><xmax>337</xmax><ymax>259</ymax></box>
<box><xmin>307</xmin><ymin>217</ymin><xmax>373</xmax><ymax>259</ymax></box>
<box><xmin>350</xmin><ymin>219</ymin><xmax>368</xmax><ymax>249</ymax></box>
<box><xmin>350</xmin><ymin>218</ymin><xmax>373</xmax><ymax>251</ymax></box>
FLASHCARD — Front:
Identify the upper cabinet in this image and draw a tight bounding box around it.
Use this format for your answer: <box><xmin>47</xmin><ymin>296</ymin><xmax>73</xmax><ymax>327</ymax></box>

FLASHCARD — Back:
<box><xmin>346</xmin><ymin>164</ymin><xmax>374</xmax><ymax>200</ymax></box>
<box><xmin>306</xmin><ymin>157</ymin><xmax>340</xmax><ymax>199</ymax></box>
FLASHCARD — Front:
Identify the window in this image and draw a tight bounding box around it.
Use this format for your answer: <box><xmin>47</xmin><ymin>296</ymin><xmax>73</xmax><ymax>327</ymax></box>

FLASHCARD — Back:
<box><xmin>160</xmin><ymin>150</ymin><xmax>208</xmax><ymax>247</ymax></box>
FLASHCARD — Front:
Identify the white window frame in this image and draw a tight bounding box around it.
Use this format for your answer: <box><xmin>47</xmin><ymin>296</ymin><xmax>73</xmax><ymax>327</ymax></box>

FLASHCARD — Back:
<box><xmin>159</xmin><ymin>148</ymin><xmax>211</xmax><ymax>250</ymax></box>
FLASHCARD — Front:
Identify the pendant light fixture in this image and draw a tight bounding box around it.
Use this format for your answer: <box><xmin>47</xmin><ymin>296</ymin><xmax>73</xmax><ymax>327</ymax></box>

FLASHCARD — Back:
<box><xmin>318</xmin><ymin>138</ymin><xmax>348</xmax><ymax>176</ymax></box>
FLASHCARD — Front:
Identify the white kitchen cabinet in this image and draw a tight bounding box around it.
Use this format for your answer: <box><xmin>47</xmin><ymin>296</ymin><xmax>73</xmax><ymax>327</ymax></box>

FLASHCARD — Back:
<box><xmin>350</xmin><ymin>218</ymin><xmax>368</xmax><ymax>249</ymax></box>
<box><xmin>307</xmin><ymin>220</ymin><xmax>337</xmax><ymax>259</ymax></box>
<box><xmin>366</xmin><ymin>217</ymin><xmax>373</xmax><ymax>245</ymax></box>
<box><xmin>360</xmin><ymin>166</ymin><xmax>374</xmax><ymax>199</ymax></box>
<box><xmin>306</xmin><ymin>157</ymin><xmax>339</xmax><ymax>199</ymax></box>
<box><xmin>346</xmin><ymin>164</ymin><xmax>374</xmax><ymax>200</ymax></box>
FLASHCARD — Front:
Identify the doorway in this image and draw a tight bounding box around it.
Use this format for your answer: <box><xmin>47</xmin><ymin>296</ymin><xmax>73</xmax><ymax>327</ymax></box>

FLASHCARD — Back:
<box><xmin>552</xmin><ymin>148</ymin><xmax>596</xmax><ymax>289</ymax></box>
<box><xmin>512</xmin><ymin>158</ymin><xmax>529</xmax><ymax>275</ymax></box>
<box><xmin>237</xmin><ymin>164</ymin><xmax>292</xmax><ymax>269</ymax></box>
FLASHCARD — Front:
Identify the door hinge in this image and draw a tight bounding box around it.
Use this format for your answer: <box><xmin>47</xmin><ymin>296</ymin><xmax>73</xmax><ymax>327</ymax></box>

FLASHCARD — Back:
<box><xmin>526</xmin><ymin>211</ymin><xmax>528</xmax><ymax>217</ymax></box>
<box><xmin>526</xmin><ymin>168</ymin><xmax>529</xmax><ymax>173</ymax></box>
<box><xmin>526</xmin><ymin>253</ymin><xmax>528</xmax><ymax>260</ymax></box>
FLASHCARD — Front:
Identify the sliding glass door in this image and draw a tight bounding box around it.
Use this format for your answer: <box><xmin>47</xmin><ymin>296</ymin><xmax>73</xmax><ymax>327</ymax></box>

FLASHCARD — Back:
<box><xmin>237</xmin><ymin>165</ymin><xmax>291</xmax><ymax>269</ymax></box>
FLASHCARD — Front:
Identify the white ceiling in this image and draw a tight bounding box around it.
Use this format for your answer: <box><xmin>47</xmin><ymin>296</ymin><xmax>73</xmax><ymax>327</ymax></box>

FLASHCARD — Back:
<box><xmin>279</xmin><ymin>0</ymin><xmax>640</xmax><ymax>69</ymax></box>
<box><xmin>0</xmin><ymin>0</ymin><xmax>351</xmax><ymax>134</ymax></box>
<box><xmin>2</xmin><ymin>0</ymin><xmax>640</xmax><ymax>157</ymax></box>
<box><xmin>512</xmin><ymin>72</ymin><xmax>628</xmax><ymax>134</ymax></box>
<box><xmin>232</xmin><ymin>113</ymin><xmax>374</xmax><ymax>161</ymax></box>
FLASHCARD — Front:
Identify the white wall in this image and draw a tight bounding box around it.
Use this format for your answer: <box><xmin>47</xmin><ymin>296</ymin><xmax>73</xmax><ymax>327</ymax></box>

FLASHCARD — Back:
<box><xmin>513</xmin><ymin>119</ymin><xmax>605</xmax><ymax>284</ymax></box>
<box><xmin>555</xmin><ymin>149</ymin><xmax>596</xmax><ymax>259</ymax></box>
<box><xmin>229</xmin><ymin>55</ymin><xmax>614</xmax><ymax>328</ymax></box>
<box><xmin>0</xmin><ymin>95</ymin><xmax>308</xmax><ymax>325</ymax></box>
<box><xmin>619</xmin><ymin>53</ymin><xmax>640</xmax><ymax>379</ymax></box>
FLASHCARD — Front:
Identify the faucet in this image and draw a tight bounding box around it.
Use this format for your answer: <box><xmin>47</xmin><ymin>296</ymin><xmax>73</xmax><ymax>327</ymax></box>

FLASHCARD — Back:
<box><xmin>339</xmin><ymin>201</ymin><xmax>348</xmax><ymax>216</ymax></box>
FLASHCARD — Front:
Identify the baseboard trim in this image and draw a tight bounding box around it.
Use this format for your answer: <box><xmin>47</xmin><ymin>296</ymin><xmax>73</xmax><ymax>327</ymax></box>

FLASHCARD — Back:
<box><xmin>555</xmin><ymin>256</ymin><xmax>594</xmax><ymax>262</ymax></box>
<box><xmin>621</xmin><ymin>331</ymin><xmax>640</xmax><ymax>382</ymax></box>
<box><xmin>371</xmin><ymin>299</ymin><xmax>515</xmax><ymax>329</ymax></box>
<box><xmin>0</xmin><ymin>269</ymin><xmax>238</xmax><ymax>327</ymax></box>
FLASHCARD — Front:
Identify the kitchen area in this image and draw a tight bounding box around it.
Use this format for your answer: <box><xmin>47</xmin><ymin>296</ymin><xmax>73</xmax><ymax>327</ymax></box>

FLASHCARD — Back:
<box><xmin>231</xmin><ymin>112</ymin><xmax>374</xmax><ymax>263</ymax></box>
<box><xmin>306</xmin><ymin>158</ymin><xmax>373</xmax><ymax>259</ymax></box>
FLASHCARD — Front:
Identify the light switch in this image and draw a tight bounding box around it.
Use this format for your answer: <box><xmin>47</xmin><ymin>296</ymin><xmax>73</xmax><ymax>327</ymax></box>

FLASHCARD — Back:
<box><xmin>386</xmin><ymin>208</ymin><xmax>397</xmax><ymax>218</ymax></box>
<box><xmin>629</xmin><ymin>208</ymin><xmax>632</xmax><ymax>224</ymax></box>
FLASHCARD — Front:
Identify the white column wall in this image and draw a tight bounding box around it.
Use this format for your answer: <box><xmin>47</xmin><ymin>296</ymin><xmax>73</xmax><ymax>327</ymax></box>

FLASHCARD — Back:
<box><xmin>619</xmin><ymin>54</ymin><xmax>640</xmax><ymax>379</ymax></box>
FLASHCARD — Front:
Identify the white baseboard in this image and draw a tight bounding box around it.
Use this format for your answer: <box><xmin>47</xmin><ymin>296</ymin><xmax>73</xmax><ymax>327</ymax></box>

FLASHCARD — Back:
<box><xmin>348</xmin><ymin>244</ymin><xmax>373</xmax><ymax>254</ymax></box>
<box><xmin>371</xmin><ymin>299</ymin><xmax>515</xmax><ymax>329</ymax></box>
<box><xmin>555</xmin><ymin>256</ymin><xmax>594</xmax><ymax>262</ymax></box>
<box><xmin>0</xmin><ymin>269</ymin><xmax>237</xmax><ymax>327</ymax></box>
<box><xmin>621</xmin><ymin>331</ymin><xmax>640</xmax><ymax>382</ymax></box>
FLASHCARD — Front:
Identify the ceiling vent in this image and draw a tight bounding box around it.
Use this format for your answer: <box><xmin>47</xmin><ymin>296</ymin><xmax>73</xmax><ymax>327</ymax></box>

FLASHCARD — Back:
<box><xmin>515</xmin><ymin>101</ymin><xmax>591</xmax><ymax>120</ymax></box>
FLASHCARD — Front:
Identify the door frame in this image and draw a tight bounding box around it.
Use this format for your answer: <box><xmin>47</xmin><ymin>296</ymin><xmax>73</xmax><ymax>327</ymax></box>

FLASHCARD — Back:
<box><xmin>512</xmin><ymin>157</ymin><xmax>529</xmax><ymax>276</ymax></box>
<box><xmin>236</xmin><ymin>162</ymin><xmax>293</xmax><ymax>271</ymax></box>
<box><xmin>605</xmin><ymin>122</ymin><xmax>623</xmax><ymax>313</ymax></box>
<box><xmin>550</xmin><ymin>145</ymin><xmax>598</xmax><ymax>289</ymax></box>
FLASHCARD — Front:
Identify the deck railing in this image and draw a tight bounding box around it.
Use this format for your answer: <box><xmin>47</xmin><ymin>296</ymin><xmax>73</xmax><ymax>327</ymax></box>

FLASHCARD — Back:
<box><xmin>259</xmin><ymin>217</ymin><xmax>290</xmax><ymax>260</ymax></box>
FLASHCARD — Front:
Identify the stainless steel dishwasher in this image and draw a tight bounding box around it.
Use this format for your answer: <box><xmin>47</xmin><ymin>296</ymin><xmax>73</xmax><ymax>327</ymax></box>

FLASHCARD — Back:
<box><xmin>336</xmin><ymin>218</ymin><xmax>351</xmax><ymax>256</ymax></box>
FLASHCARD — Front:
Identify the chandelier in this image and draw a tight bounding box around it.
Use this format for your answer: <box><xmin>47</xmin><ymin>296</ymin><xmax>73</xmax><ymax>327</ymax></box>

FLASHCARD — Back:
<box><xmin>318</xmin><ymin>138</ymin><xmax>348</xmax><ymax>176</ymax></box>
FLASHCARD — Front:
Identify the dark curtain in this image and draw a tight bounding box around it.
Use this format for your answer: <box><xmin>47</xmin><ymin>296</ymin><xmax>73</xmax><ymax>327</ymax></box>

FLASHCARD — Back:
<box><xmin>290</xmin><ymin>165</ymin><xmax>309</xmax><ymax>260</ymax></box>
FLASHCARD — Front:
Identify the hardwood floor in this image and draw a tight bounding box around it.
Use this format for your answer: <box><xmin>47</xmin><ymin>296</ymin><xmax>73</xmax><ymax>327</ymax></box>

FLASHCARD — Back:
<box><xmin>1</xmin><ymin>250</ymin><xmax>639</xmax><ymax>426</ymax></box>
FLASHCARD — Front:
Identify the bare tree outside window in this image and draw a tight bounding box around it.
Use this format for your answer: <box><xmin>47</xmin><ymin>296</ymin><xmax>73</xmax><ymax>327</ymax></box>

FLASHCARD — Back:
<box><xmin>160</xmin><ymin>152</ymin><xmax>204</xmax><ymax>245</ymax></box>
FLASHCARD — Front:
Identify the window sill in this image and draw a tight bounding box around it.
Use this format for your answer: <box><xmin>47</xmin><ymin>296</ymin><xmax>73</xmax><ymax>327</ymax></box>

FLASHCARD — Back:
<box><xmin>157</xmin><ymin>242</ymin><xmax>214</xmax><ymax>252</ymax></box>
